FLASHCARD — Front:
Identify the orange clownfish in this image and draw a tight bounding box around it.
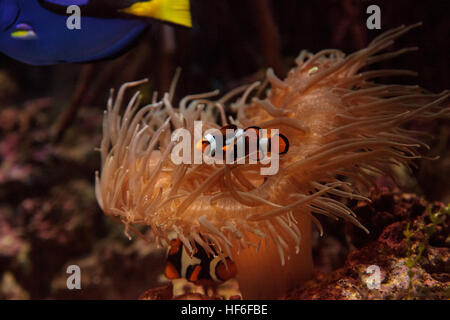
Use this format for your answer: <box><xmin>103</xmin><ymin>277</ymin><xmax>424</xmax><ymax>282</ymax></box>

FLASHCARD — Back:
<box><xmin>164</xmin><ymin>237</ymin><xmax>238</xmax><ymax>283</ymax></box>
<box><xmin>195</xmin><ymin>124</ymin><xmax>289</xmax><ymax>162</ymax></box>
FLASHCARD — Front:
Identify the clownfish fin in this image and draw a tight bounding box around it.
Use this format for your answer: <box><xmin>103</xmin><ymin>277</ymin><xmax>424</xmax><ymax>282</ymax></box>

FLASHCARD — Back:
<box><xmin>165</xmin><ymin>261</ymin><xmax>180</xmax><ymax>279</ymax></box>
<box><xmin>187</xmin><ymin>265</ymin><xmax>202</xmax><ymax>282</ymax></box>
<box><xmin>277</xmin><ymin>133</ymin><xmax>289</xmax><ymax>154</ymax></box>
<box><xmin>214</xmin><ymin>258</ymin><xmax>238</xmax><ymax>282</ymax></box>
<box><xmin>122</xmin><ymin>0</ymin><xmax>192</xmax><ymax>28</ymax></box>
<box><xmin>168</xmin><ymin>238</ymin><xmax>181</xmax><ymax>255</ymax></box>
<box><xmin>268</xmin><ymin>133</ymin><xmax>289</xmax><ymax>155</ymax></box>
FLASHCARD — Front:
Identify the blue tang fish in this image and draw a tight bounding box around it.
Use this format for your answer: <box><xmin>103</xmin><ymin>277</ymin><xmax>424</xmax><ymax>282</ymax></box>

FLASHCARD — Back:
<box><xmin>0</xmin><ymin>0</ymin><xmax>191</xmax><ymax>65</ymax></box>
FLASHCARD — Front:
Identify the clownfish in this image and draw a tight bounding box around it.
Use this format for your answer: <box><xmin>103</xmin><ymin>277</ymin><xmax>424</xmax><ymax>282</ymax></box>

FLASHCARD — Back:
<box><xmin>164</xmin><ymin>237</ymin><xmax>238</xmax><ymax>283</ymax></box>
<box><xmin>0</xmin><ymin>0</ymin><xmax>191</xmax><ymax>65</ymax></box>
<box><xmin>196</xmin><ymin>124</ymin><xmax>289</xmax><ymax>162</ymax></box>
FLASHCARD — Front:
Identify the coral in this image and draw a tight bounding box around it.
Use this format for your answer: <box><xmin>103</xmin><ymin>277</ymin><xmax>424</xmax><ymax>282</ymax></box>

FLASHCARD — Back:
<box><xmin>139</xmin><ymin>278</ymin><xmax>242</xmax><ymax>300</ymax></box>
<box><xmin>0</xmin><ymin>272</ymin><xmax>29</xmax><ymax>300</ymax></box>
<box><xmin>49</xmin><ymin>235</ymin><xmax>166</xmax><ymax>299</ymax></box>
<box><xmin>286</xmin><ymin>191</ymin><xmax>449</xmax><ymax>300</ymax></box>
<box><xmin>0</xmin><ymin>71</ymin><xmax>17</xmax><ymax>104</ymax></box>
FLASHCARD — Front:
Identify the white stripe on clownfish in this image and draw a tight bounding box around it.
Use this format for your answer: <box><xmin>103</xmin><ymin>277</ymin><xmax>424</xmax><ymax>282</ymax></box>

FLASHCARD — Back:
<box><xmin>180</xmin><ymin>245</ymin><xmax>201</xmax><ymax>279</ymax></box>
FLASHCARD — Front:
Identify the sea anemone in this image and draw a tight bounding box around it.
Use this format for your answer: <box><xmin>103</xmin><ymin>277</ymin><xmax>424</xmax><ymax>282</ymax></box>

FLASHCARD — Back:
<box><xmin>95</xmin><ymin>24</ymin><xmax>449</xmax><ymax>299</ymax></box>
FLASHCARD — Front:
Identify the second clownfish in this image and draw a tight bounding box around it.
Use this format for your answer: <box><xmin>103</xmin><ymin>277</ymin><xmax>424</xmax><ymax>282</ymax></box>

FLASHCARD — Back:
<box><xmin>164</xmin><ymin>237</ymin><xmax>238</xmax><ymax>283</ymax></box>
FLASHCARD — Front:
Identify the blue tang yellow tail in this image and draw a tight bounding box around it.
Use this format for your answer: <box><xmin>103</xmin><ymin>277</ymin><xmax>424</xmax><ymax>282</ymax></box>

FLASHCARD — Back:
<box><xmin>0</xmin><ymin>0</ymin><xmax>191</xmax><ymax>65</ymax></box>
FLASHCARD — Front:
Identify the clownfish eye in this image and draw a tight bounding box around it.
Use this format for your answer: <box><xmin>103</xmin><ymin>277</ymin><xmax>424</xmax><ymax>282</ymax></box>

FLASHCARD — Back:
<box><xmin>196</xmin><ymin>138</ymin><xmax>213</xmax><ymax>154</ymax></box>
<box><xmin>201</xmin><ymin>140</ymin><xmax>209</xmax><ymax>151</ymax></box>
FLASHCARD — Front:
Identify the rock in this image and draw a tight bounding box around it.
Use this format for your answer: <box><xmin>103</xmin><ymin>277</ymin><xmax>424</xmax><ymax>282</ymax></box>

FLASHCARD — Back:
<box><xmin>286</xmin><ymin>191</ymin><xmax>449</xmax><ymax>300</ymax></box>
<box><xmin>139</xmin><ymin>278</ymin><xmax>242</xmax><ymax>300</ymax></box>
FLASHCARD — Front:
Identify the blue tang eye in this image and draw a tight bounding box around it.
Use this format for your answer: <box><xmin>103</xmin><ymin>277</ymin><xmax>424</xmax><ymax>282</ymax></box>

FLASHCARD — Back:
<box><xmin>11</xmin><ymin>23</ymin><xmax>38</xmax><ymax>39</ymax></box>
